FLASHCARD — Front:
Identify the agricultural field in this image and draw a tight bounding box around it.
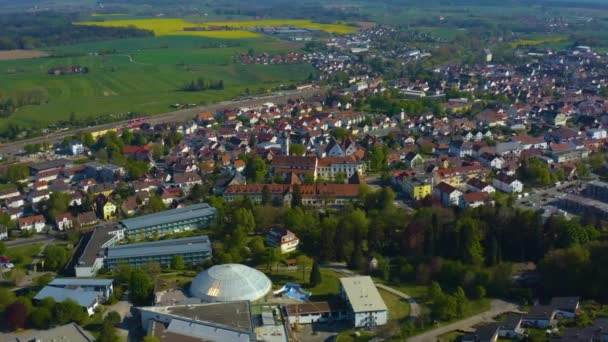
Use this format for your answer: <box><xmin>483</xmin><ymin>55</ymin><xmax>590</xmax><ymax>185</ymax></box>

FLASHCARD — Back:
<box><xmin>75</xmin><ymin>18</ymin><xmax>357</xmax><ymax>38</ymax></box>
<box><xmin>509</xmin><ymin>36</ymin><xmax>568</xmax><ymax>48</ymax></box>
<box><xmin>0</xmin><ymin>50</ymin><xmax>50</xmax><ymax>61</ymax></box>
<box><xmin>0</xmin><ymin>36</ymin><xmax>315</xmax><ymax>131</ymax></box>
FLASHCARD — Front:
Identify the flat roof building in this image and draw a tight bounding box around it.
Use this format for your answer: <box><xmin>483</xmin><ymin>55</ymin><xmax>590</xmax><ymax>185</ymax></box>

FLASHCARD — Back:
<box><xmin>74</xmin><ymin>226</ymin><xmax>122</xmax><ymax>278</ymax></box>
<box><xmin>2</xmin><ymin>323</ymin><xmax>94</xmax><ymax>342</ymax></box>
<box><xmin>119</xmin><ymin>203</ymin><xmax>216</xmax><ymax>239</ymax></box>
<box><xmin>48</xmin><ymin>278</ymin><xmax>114</xmax><ymax>299</ymax></box>
<box><xmin>34</xmin><ymin>286</ymin><xmax>100</xmax><ymax>316</ymax></box>
<box><xmin>340</xmin><ymin>276</ymin><xmax>388</xmax><ymax>328</ymax></box>
<box><xmin>105</xmin><ymin>235</ymin><xmax>212</xmax><ymax>270</ymax></box>
<box><xmin>140</xmin><ymin>302</ymin><xmax>256</xmax><ymax>342</ymax></box>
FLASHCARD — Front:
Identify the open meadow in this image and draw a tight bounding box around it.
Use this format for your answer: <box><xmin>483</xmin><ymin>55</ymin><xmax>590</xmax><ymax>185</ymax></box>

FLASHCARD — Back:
<box><xmin>0</xmin><ymin>36</ymin><xmax>315</xmax><ymax>131</ymax></box>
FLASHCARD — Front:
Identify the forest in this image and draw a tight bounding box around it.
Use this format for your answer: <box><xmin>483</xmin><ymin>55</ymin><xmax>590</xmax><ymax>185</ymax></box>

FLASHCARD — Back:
<box><xmin>0</xmin><ymin>13</ymin><xmax>152</xmax><ymax>50</ymax></box>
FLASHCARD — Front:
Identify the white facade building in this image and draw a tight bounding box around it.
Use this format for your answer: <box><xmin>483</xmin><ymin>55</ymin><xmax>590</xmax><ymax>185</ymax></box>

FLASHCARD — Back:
<box><xmin>340</xmin><ymin>276</ymin><xmax>388</xmax><ymax>328</ymax></box>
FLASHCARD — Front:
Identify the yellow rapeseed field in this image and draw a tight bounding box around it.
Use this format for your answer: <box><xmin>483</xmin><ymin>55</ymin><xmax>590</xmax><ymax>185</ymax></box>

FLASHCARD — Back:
<box><xmin>75</xmin><ymin>18</ymin><xmax>356</xmax><ymax>38</ymax></box>
<box><xmin>509</xmin><ymin>36</ymin><xmax>567</xmax><ymax>47</ymax></box>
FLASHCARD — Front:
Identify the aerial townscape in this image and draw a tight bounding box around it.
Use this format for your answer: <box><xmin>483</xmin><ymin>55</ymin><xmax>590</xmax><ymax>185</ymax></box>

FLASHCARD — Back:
<box><xmin>4</xmin><ymin>0</ymin><xmax>608</xmax><ymax>342</ymax></box>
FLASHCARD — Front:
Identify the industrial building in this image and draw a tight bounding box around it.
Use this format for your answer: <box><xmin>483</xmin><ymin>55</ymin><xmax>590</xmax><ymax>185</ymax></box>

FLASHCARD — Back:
<box><xmin>74</xmin><ymin>227</ymin><xmax>122</xmax><ymax>278</ymax></box>
<box><xmin>190</xmin><ymin>264</ymin><xmax>272</xmax><ymax>302</ymax></box>
<box><xmin>139</xmin><ymin>302</ymin><xmax>288</xmax><ymax>342</ymax></box>
<box><xmin>340</xmin><ymin>276</ymin><xmax>388</xmax><ymax>328</ymax></box>
<box><xmin>118</xmin><ymin>203</ymin><xmax>217</xmax><ymax>239</ymax></box>
<box><xmin>105</xmin><ymin>236</ymin><xmax>212</xmax><ymax>270</ymax></box>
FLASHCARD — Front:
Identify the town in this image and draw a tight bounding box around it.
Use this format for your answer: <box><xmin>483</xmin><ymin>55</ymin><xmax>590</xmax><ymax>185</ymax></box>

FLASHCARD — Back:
<box><xmin>3</xmin><ymin>1</ymin><xmax>608</xmax><ymax>342</ymax></box>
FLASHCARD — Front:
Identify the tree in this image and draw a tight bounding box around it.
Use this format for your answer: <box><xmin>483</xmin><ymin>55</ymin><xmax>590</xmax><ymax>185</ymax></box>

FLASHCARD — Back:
<box><xmin>98</xmin><ymin>319</ymin><xmax>120</xmax><ymax>342</ymax></box>
<box><xmin>244</xmin><ymin>155</ymin><xmax>268</xmax><ymax>183</ymax></box>
<box><xmin>56</xmin><ymin>299</ymin><xmax>87</xmax><ymax>325</ymax></box>
<box><xmin>151</xmin><ymin>143</ymin><xmax>164</xmax><ymax>160</ymax></box>
<box><xmin>148</xmin><ymin>194</ymin><xmax>165</xmax><ymax>213</ymax></box>
<box><xmin>292</xmin><ymin>184</ymin><xmax>302</xmax><ymax>208</ymax></box>
<box><xmin>290</xmin><ymin>143</ymin><xmax>306</xmax><ymax>156</ymax></box>
<box><xmin>261</xmin><ymin>185</ymin><xmax>271</xmax><ymax>205</ymax></box>
<box><xmin>454</xmin><ymin>287</ymin><xmax>468</xmax><ymax>317</ymax></box>
<box><xmin>233</xmin><ymin>208</ymin><xmax>255</xmax><ymax>234</ymax></box>
<box><xmin>31</xmin><ymin>307</ymin><xmax>53</xmax><ymax>329</ymax></box>
<box><xmin>46</xmin><ymin>191</ymin><xmax>71</xmax><ymax>221</ymax></box>
<box><xmin>129</xmin><ymin>269</ymin><xmax>153</xmax><ymax>305</ymax></box>
<box><xmin>171</xmin><ymin>255</ymin><xmax>184</xmax><ymax>270</ymax></box>
<box><xmin>0</xmin><ymin>287</ymin><xmax>16</xmax><ymax>313</ymax></box>
<box><xmin>5</xmin><ymin>164</ymin><xmax>28</xmax><ymax>182</ymax></box>
<box><xmin>458</xmin><ymin>218</ymin><xmax>485</xmax><ymax>266</ymax></box>
<box><xmin>44</xmin><ymin>245</ymin><xmax>70</xmax><ymax>271</ymax></box>
<box><xmin>310</xmin><ymin>261</ymin><xmax>322</xmax><ymax>286</ymax></box>
<box><xmin>5</xmin><ymin>302</ymin><xmax>27</xmax><ymax>331</ymax></box>
<box><xmin>297</xmin><ymin>255</ymin><xmax>312</xmax><ymax>282</ymax></box>
<box><xmin>105</xmin><ymin>311</ymin><xmax>121</xmax><ymax>325</ymax></box>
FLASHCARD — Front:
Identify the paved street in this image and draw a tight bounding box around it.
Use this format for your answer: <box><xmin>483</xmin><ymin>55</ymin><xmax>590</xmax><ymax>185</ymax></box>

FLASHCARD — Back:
<box><xmin>406</xmin><ymin>299</ymin><xmax>520</xmax><ymax>342</ymax></box>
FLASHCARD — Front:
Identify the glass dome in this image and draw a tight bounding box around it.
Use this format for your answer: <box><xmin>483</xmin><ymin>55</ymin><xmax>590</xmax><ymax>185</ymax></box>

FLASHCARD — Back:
<box><xmin>190</xmin><ymin>264</ymin><xmax>272</xmax><ymax>302</ymax></box>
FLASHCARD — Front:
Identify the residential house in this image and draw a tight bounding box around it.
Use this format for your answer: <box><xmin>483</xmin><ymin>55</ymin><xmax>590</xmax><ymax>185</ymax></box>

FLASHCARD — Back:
<box><xmin>18</xmin><ymin>215</ymin><xmax>46</xmax><ymax>233</ymax></box>
<box><xmin>449</xmin><ymin>140</ymin><xmax>474</xmax><ymax>158</ymax></box>
<box><xmin>433</xmin><ymin>182</ymin><xmax>463</xmax><ymax>207</ymax></box>
<box><xmin>462</xmin><ymin>323</ymin><xmax>500</xmax><ymax>342</ymax></box>
<box><xmin>402</xmin><ymin>176</ymin><xmax>433</xmax><ymax>200</ymax></box>
<box><xmin>523</xmin><ymin>305</ymin><xmax>557</xmax><ymax>328</ymax></box>
<box><xmin>266</xmin><ymin>227</ymin><xmax>299</xmax><ymax>254</ymax></box>
<box><xmin>493</xmin><ymin>173</ymin><xmax>523</xmax><ymax>194</ymax></box>
<box><xmin>68</xmin><ymin>139</ymin><xmax>85</xmax><ymax>156</ymax></box>
<box><xmin>461</xmin><ymin>192</ymin><xmax>493</xmax><ymax>209</ymax></box>
<box><xmin>0</xmin><ymin>225</ymin><xmax>7</xmax><ymax>240</ymax></box>
<box><xmin>77</xmin><ymin>211</ymin><xmax>98</xmax><ymax>227</ymax></box>
<box><xmin>466</xmin><ymin>178</ymin><xmax>495</xmax><ymax>194</ymax></box>
<box><xmin>56</xmin><ymin>213</ymin><xmax>74</xmax><ymax>231</ymax></box>
<box><xmin>498</xmin><ymin>314</ymin><xmax>525</xmax><ymax>338</ymax></box>
<box><xmin>550</xmin><ymin>297</ymin><xmax>580</xmax><ymax>319</ymax></box>
<box><xmin>95</xmin><ymin>194</ymin><xmax>117</xmax><ymax>220</ymax></box>
<box><xmin>404</xmin><ymin>152</ymin><xmax>424</xmax><ymax>168</ymax></box>
<box><xmin>172</xmin><ymin>172</ymin><xmax>203</xmax><ymax>191</ymax></box>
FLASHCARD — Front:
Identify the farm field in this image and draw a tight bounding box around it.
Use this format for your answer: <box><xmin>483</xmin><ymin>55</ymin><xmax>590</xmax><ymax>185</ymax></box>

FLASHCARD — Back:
<box><xmin>0</xmin><ymin>50</ymin><xmax>50</xmax><ymax>61</ymax></box>
<box><xmin>0</xmin><ymin>36</ymin><xmax>315</xmax><ymax>131</ymax></box>
<box><xmin>75</xmin><ymin>18</ymin><xmax>357</xmax><ymax>38</ymax></box>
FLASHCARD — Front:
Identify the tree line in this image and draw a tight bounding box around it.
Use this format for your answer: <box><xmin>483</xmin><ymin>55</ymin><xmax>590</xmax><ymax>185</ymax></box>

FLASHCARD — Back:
<box><xmin>0</xmin><ymin>13</ymin><xmax>152</xmax><ymax>50</ymax></box>
<box><xmin>181</xmin><ymin>78</ymin><xmax>225</xmax><ymax>92</ymax></box>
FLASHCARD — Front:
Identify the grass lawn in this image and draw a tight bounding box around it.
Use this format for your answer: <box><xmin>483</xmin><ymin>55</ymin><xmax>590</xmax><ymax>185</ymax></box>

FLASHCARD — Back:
<box><xmin>0</xmin><ymin>183</ymin><xmax>17</xmax><ymax>191</ymax></box>
<box><xmin>5</xmin><ymin>243</ymin><xmax>44</xmax><ymax>269</ymax></box>
<box><xmin>265</xmin><ymin>268</ymin><xmax>342</xmax><ymax>301</ymax></box>
<box><xmin>379</xmin><ymin>289</ymin><xmax>410</xmax><ymax>322</ymax></box>
<box><xmin>335</xmin><ymin>330</ymin><xmax>375</xmax><ymax>342</ymax></box>
<box><xmin>0</xmin><ymin>35</ymin><xmax>315</xmax><ymax>132</ymax></box>
<box><xmin>437</xmin><ymin>331</ymin><xmax>464</xmax><ymax>342</ymax></box>
<box><xmin>155</xmin><ymin>274</ymin><xmax>194</xmax><ymax>292</ymax></box>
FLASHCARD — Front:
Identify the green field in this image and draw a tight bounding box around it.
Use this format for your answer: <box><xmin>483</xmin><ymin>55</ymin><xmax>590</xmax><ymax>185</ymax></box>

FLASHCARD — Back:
<box><xmin>5</xmin><ymin>243</ymin><xmax>43</xmax><ymax>269</ymax></box>
<box><xmin>0</xmin><ymin>36</ymin><xmax>314</xmax><ymax>131</ymax></box>
<box><xmin>266</xmin><ymin>268</ymin><xmax>343</xmax><ymax>301</ymax></box>
<box><xmin>379</xmin><ymin>289</ymin><xmax>411</xmax><ymax>321</ymax></box>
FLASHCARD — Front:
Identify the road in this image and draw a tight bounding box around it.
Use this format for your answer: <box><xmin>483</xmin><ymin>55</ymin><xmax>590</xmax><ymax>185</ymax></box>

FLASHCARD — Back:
<box><xmin>406</xmin><ymin>299</ymin><xmax>519</xmax><ymax>342</ymax></box>
<box><xmin>0</xmin><ymin>87</ymin><xmax>325</xmax><ymax>156</ymax></box>
<box><xmin>4</xmin><ymin>233</ymin><xmax>59</xmax><ymax>247</ymax></box>
<box><xmin>375</xmin><ymin>283</ymin><xmax>421</xmax><ymax>318</ymax></box>
<box><xmin>321</xmin><ymin>263</ymin><xmax>420</xmax><ymax>319</ymax></box>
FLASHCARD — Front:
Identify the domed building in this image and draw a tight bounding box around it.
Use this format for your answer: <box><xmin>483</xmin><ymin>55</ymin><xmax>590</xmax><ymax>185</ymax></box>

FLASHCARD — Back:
<box><xmin>190</xmin><ymin>264</ymin><xmax>272</xmax><ymax>302</ymax></box>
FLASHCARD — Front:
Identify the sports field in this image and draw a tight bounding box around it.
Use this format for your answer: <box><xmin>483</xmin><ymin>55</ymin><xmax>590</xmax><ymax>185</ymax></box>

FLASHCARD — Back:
<box><xmin>0</xmin><ymin>36</ymin><xmax>315</xmax><ymax>130</ymax></box>
<box><xmin>76</xmin><ymin>18</ymin><xmax>356</xmax><ymax>38</ymax></box>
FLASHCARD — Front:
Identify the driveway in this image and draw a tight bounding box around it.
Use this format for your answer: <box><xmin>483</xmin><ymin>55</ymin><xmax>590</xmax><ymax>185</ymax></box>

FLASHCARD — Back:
<box><xmin>406</xmin><ymin>299</ymin><xmax>519</xmax><ymax>342</ymax></box>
